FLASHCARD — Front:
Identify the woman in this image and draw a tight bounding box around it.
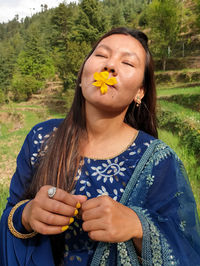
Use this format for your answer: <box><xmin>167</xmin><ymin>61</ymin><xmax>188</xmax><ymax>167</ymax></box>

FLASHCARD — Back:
<box><xmin>0</xmin><ymin>27</ymin><xmax>200</xmax><ymax>266</ymax></box>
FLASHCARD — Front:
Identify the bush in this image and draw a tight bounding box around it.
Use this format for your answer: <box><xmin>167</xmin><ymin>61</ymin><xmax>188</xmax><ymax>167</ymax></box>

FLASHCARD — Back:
<box><xmin>11</xmin><ymin>74</ymin><xmax>43</xmax><ymax>101</ymax></box>
<box><xmin>191</xmin><ymin>72</ymin><xmax>200</xmax><ymax>82</ymax></box>
<box><xmin>175</xmin><ymin>72</ymin><xmax>190</xmax><ymax>83</ymax></box>
<box><xmin>155</xmin><ymin>73</ymin><xmax>172</xmax><ymax>84</ymax></box>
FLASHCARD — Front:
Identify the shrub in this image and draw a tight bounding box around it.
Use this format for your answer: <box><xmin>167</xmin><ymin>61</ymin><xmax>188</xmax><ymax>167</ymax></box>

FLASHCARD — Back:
<box><xmin>11</xmin><ymin>74</ymin><xmax>43</xmax><ymax>101</ymax></box>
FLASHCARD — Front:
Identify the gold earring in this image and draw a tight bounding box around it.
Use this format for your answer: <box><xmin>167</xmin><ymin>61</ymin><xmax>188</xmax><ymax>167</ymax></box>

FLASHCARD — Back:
<box><xmin>136</xmin><ymin>96</ymin><xmax>141</xmax><ymax>107</ymax></box>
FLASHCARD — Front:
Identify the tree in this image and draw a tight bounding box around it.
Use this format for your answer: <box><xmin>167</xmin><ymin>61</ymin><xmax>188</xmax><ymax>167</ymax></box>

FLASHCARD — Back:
<box><xmin>195</xmin><ymin>0</ymin><xmax>200</xmax><ymax>28</ymax></box>
<box><xmin>71</xmin><ymin>0</ymin><xmax>109</xmax><ymax>44</ymax></box>
<box><xmin>17</xmin><ymin>24</ymin><xmax>55</xmax><ymax>80</ymax></box>
<box><xmin>147</xmin><ymin>0</ymin><xmax>182</xmax><ymax>70</ymax></box>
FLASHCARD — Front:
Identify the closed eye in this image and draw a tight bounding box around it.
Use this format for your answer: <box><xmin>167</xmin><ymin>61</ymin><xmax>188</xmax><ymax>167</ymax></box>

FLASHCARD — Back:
<box><xmin>95</xmin><ymin>54</ymin><xmax>107</xmax><ymax>58</ymax></box>
<box><xmin>123</xmin><ymin>62</ymin><xmax>134</xmax><ymax>67</ymax></box>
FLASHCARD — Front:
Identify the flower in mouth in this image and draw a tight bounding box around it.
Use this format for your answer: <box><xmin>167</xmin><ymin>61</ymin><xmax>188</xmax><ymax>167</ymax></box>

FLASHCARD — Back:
<box><xmin>92</xmin><ymin>71</ymin><xmax>117</xmax><ymax>94</ymax></box>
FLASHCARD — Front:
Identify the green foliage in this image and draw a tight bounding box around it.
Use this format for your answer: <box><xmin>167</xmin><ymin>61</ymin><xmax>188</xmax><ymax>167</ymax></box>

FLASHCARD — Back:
<box><xmin>0</xmin><ymin>87</ymin><xmax>5</xmax><ymax>104</ymax></box>
<box><xmin>71</xmin><ymin>0</ymin><xmax>109</xmax><ymax>44</ymax></box>
<box><xmin>157</xmin><ymin>100</ymin><xmax>200</xmax><ymax>160</ymax></box>
<box><xmin>146</xmin><ymin>0</ymin><xmax>182</xmax><ymax>70</ymax></box>
<box><xmin>63</xmin><ymin>41</ymin><xmax>91</xmax><ymax>90</ymax></box>
<box><xmin>11</xmin><ymin>74</ymin><xmax>43</xmax><ymax>101</ymax></box>
<box><xmin>0</xmin><ymin>0</ymin><xmax>199</xmax><ymax>102</ymax></box>
<box><xmin>196</xmin><ymin>0</ymin><xmax>200</xmax><ymax>27</ymax></box>
<box><xmin>161</xmin><ymin>94</ymin><xmax>200</xmax><ymax>112</ymax></box>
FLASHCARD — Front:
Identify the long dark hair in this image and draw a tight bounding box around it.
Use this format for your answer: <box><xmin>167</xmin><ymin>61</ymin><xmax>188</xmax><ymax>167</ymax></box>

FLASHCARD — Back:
<box><xmin>25</xmin><ymin>27</ymin><xmax>157</xmax><ymax>265</ymax></box>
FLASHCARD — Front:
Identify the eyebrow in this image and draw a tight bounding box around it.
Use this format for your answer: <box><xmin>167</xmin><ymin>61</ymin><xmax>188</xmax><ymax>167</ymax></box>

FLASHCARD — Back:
<box><xmin>96</xmin><ymin>44</ymin><xmax>140</xmax><ymax>62</ymax></box>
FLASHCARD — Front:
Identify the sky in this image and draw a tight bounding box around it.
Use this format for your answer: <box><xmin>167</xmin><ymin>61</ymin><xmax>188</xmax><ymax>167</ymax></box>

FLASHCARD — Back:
<box><xmin>0</xmin><ymin>0</ymin><xmax>78</xmax><ymax>23</ymax></box>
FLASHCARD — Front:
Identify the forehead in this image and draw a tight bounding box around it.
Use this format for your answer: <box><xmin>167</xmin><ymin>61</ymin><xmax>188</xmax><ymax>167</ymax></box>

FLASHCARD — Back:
<box><xmin>96</xmin><ymin>34</ymin><xmax>146</xmax><ymax>58</ymax></box>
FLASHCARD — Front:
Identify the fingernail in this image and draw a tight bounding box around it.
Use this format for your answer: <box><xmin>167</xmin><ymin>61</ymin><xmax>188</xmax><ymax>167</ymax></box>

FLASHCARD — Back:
<box><xmin>74</xmin><ymin>209</ymin><xmax>78</xmax><ymax>216</ymax></box>
<box><xmin>61</xmin><ymin>225</ymin><xmax>69</xmax><ymax>232</ymax></box>
<box><xmin>69</xmin><ymin>217</ymin><xmax>74</xmax><ymax>224</ymax></box>
<box><xmin>76</xmin><ymin>202</ymin><xmax>81</xmax><ymax>209</ymax></box>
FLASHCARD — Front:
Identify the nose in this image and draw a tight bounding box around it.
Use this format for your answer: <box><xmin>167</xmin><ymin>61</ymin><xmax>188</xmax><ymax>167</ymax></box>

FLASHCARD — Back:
<box><xmin>104</xmin><ymin>67</ymin><xmax>115</xmax><ymax>74</ymax></box>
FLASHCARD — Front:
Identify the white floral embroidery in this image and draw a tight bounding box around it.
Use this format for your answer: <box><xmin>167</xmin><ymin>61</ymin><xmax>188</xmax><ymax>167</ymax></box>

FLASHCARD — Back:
<box><xmin>31</xmin><ymin>126</ymin><xmax>57</xmax><ymax>165</ymax></box>
<box><xmin>91</xmin><ymin>158</ymin><xmax>126</xmax><ymax>183</ymax></box>
<box><xmin>97</xmin><ymin>186</ymin><xmax>109</xmax><ymax>196</ymax></box>
<box><xmin>146</xmin><ymin>175</ymin><xmax>155</xmax><ymax>187</ymax></box>
<box><xmin>180</xmin><ymin>220</ymin><xmax>186</xmax><ymax>231</ymax></box>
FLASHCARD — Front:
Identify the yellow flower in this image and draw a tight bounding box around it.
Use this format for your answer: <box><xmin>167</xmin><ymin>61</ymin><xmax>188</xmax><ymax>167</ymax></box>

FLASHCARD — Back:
<box><xmin>92</xmin><ymin>71</ymin><xmax>117</xmax><ymax>94</ymax></box>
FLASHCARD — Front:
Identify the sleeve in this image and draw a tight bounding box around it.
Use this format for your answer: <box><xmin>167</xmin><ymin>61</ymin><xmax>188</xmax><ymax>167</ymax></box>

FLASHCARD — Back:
<box><xmin>0</xmin><ymin>123</ymin><xmax>56</xmax><ymax>266</ymax></box>
<box><xmin>128</xmin><ymin>149</ymin><xmax>200</xmax><ymax>266</ymax></box>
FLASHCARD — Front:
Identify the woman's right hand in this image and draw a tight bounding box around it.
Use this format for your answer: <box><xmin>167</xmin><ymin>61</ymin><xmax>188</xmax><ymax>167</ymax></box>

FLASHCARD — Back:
<box><xmin>21</xmin><ymin>185</ymin><xmax>87</xmax><ymax>235</ymax></box>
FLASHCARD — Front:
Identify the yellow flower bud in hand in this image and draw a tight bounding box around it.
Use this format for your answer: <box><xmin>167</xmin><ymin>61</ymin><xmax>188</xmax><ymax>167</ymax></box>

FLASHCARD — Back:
<box><xmin>92</xmin><ymin>71</ymin><xmax>117</xmax><ymax>94</ymax></box>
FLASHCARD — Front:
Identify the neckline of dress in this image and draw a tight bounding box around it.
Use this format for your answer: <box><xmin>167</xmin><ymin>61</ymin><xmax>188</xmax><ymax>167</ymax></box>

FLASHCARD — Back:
<box><xmin>82</xmin><ymin>130</ymin><xmax>140</xmax><ymax>161</ymax></box>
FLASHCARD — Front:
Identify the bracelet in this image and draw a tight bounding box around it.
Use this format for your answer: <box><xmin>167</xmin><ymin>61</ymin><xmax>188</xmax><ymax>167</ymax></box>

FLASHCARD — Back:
<box><xmin>8</xmin><ymin>199</ymin><xmax>38</xmax><ymax>239</ymax></box>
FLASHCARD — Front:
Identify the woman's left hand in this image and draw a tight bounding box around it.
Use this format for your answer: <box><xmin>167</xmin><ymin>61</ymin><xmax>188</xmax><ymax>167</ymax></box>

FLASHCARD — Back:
<box><xmin>81</xmin><ymin>195</ymin><xmax>143</xmax><ymax>242</ymax></box>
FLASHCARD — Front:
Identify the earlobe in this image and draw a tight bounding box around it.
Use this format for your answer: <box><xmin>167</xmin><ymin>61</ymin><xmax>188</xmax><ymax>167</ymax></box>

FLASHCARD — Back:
<box><xmin>139</xmin><ymin>87</ymin><xmax>145</xmax><ymax>100</ymax></box>
<box><xmin>134</xmin><ymin>87</ymin><xmax>144</xmax><ymax>107</ymax></box>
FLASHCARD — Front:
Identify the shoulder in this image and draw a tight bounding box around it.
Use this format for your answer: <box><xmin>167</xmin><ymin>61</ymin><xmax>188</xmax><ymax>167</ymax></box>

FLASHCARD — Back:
<box><xmin>27</xmin><ymin>118</ymin><xmax>64</xmax><ymax>141</ymax></box>
<box><xmin>22</xmin><ymin>119</ymin><xmax>64</xmax><ymax>166</ymax></box>
<box><xmin>31</xmin><ymin>118</ymin><xmax>64</xmax><ymax>135</ymax></box>
<box><xmin>138</xmin><ymin>130</ymin><xmax>181</xmax><ymax>167</ymax></box>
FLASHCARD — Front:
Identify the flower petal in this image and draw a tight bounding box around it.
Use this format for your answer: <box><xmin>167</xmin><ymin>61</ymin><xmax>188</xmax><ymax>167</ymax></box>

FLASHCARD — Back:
<box><xmin>106</xmin><ymin>77</ymin><xmax>117</xmax><ymax>85</ymax></box>
<box><xmin>100</xmin><ymin>71</ymin><xmax>109</xmax><ymax>80</ymax></box>
<box><xmin>100</xmin><ymin>83</ymin><xmax>108</xmax><ymax>94</ymax></box>
<box><xmin>93</xmin><ymin>72</ymin><xmax>102</xmax><ymax>81</ymax></box>
<box><xmin>93</xmin><ymin>81</ymin><xmax>102</xmax><ymax>87</ymax></box>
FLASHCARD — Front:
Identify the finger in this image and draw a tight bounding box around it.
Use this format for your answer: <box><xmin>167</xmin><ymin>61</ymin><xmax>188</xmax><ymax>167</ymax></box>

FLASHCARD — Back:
<box><xmin>82</xmin><ymin>206</ymin><xmax>102</xmax><ymax>221</ymax></box>
<box><xmin>45</xmin><ymin>186</ymin><xmax>78</xmax><ymax>207</ymax></box>
<box><xmin>81</xmin><ymin>196</ymin><xmax>102</xmax><ymax>211</ymax></box>
<box><xmin>72</xmin><ymin>195</ymin><xmax>87</xmax><ymax>204</ymax></box>
<box><xmin>42</xmin><ymin>198</ymin><xmax>79</xmax><ymax>217</ymax></box>
<box><xmin>82</xmin><ymin>218</ymin><xmax>106</xmax><ymax>232</ymax></box>
<box><xmin>31</xmin><ymin>220</ymin><xmax>70</xmax><ymax>235</ymax></box>
<box><xmin>35</xmin><ymin>208</ymin><xmax>75</xmax><ymax>227</ymax></box>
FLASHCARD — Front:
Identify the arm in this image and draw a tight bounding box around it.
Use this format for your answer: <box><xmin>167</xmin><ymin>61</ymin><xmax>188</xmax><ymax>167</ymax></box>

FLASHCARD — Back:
<box><xmin>0</xmin><ymin>120</ymin><xmax>61</xmax><ymax>265</ymax></box>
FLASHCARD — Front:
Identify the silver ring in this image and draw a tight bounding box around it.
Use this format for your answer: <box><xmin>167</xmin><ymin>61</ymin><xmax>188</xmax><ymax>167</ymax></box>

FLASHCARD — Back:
<box><xmin>48</xmin><ymin>187</ymin><xmax>57</xmax><ymax>198</ymax></box>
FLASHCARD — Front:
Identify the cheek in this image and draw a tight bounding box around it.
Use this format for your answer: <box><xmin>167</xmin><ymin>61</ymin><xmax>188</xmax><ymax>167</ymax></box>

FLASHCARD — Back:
<box><xmin>81</xmin><ymin>60</ymin><xmax>95</xmax><ymax>87</ymax></box>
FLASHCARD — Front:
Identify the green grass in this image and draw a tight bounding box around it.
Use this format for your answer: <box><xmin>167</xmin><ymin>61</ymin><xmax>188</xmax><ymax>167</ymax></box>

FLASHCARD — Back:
<box><xmin>159</xmin><ymin>129</ymin><xmax>200</xmax><ymax>216</ymax></box>
<box><xmin>159</xmin><ymin>94</ymin><xmax>200</xmax><ymax>112</ymax></box>
<box><xmin>0</xmin><ymin>101</ymin><xmax>65</xmax><ymax>217</ymax></box>
<box><xmin>158</xmin><ymin>100</ymin><xmax>200</xmax><ymax>125</ymax></box>
<box><xmin>0</xmin><ymin>185</ymin><xmax>9</xmax><ymax>217</ymax></box>
<box><xmin>157</xmin><ymin>86</ymin><xmax>200</xmax><ymax>96</ymax></box>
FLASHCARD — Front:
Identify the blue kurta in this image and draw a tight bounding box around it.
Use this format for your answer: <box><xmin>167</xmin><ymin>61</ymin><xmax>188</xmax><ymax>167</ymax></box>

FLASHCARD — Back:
<box><xmin>0</xmin><ymin>119</ymin><xmax>200</xmax><ymax>266</ymax></box>
<box><xmin>64</xmin><ymin>130</ymin><xmax>154</xmax><ymax>265</ymax></box>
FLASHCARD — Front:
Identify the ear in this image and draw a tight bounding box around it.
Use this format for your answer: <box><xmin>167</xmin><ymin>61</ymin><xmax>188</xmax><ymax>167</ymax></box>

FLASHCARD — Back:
<box><xmin>138</xmin><ymin>86</ymin><xmax>145</xmax><ymax>100</ymax></box>
<box><xmin>134</xmin><ymin>87</ymin><xmax>145</xmax><ymax>103</ymax></box>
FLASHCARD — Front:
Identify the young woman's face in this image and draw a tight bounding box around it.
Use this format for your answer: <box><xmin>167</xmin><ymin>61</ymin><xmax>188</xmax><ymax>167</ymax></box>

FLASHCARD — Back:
<box><xmin>81</xmin><ymin>34</ymin><xmax>146</xmax><ymax>113</ymax></box>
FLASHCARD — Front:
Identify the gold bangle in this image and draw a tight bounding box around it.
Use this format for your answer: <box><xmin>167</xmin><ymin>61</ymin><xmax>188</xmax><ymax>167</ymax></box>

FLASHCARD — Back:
<box><xmin>8</xmin><ymin>199</ymin><xmax>38</xmax><ymax>239</ymax></box>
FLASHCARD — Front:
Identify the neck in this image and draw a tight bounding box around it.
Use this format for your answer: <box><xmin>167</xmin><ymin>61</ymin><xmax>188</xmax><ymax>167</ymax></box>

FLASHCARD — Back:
<box><xmin>85</xmin><ymin>103</ymin><xmax>128</xmax><ymax>142</ymax></box>
<box><xmin>80</xmin><ymin>102</ymin><xmax>137</xmax><ymax>159</ymax></box>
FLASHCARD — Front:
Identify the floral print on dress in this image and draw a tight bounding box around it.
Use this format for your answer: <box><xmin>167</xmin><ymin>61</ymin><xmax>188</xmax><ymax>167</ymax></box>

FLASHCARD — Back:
<box><xmin>63</xmin><ymin>134</ymin><xmax>155</xmax><ymax>265</ymax></box>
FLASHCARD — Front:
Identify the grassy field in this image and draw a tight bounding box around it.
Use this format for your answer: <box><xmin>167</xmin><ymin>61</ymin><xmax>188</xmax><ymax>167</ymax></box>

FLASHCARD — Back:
<box><xmin>0</xmin><ymin>86</ymin><xmax>200</xmax><ymax>217</ymax></box>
